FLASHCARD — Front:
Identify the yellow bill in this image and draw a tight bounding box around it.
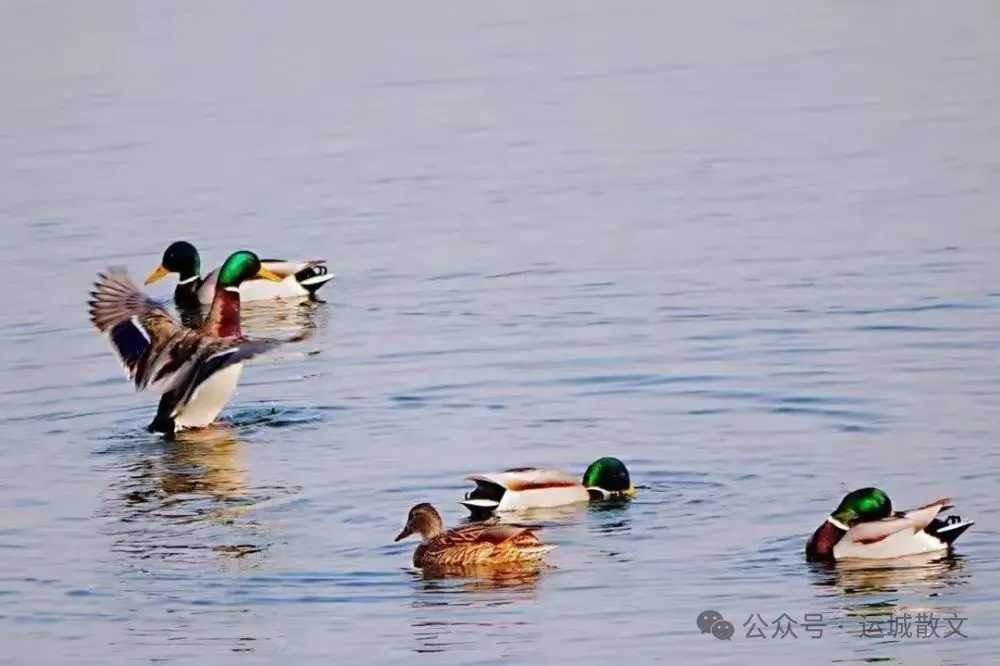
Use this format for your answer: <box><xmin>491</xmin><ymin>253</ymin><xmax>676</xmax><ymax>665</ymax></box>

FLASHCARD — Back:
<box><xmin>145</xmin><ymin>264</ymin><xmax>171</xmax><ymax>285</ymax></box>
<box><xmin>255</xmin><ymin>266</ymin><xmax>284</xmax><ymax>282</ymax></box>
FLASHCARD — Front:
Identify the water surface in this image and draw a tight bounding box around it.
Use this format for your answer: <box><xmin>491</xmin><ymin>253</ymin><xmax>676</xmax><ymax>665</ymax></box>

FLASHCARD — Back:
<box><xmin>2</xmin><ymin>2</ymin><xmax>1000</xmax><ymax>664</ymax></box>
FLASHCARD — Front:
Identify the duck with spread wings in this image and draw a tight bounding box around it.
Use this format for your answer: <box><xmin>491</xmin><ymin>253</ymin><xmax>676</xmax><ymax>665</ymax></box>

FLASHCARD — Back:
<box><xmin>89</xmin><ymin>250</ymin><xmax>285</xmax><ymax>434</ymax></box>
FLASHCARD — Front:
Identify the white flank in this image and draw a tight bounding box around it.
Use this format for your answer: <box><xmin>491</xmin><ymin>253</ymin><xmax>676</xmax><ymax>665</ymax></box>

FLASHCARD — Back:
<box><xmin>499</xmin><ymin>484</ymin><xmax>590</xmax><ymax>511</ymax></box>
<box><xmin>237</xmin><ymin>276</ymin><xmax>308</xmax><ymax>300</ymax></box>
<box><xmin>174</xmin><ymin>362</ymin><xmax>243</xmax><ymax>429</ymax></box>
<box><xmin>464</xmin><ymin>469</ymin><xmax>590</xmax><ymax>512</ymax></box>
<box><xmin>833</xmin><ymin>528</ymin><xmax>946</xmax><ymax>560</ymax></box>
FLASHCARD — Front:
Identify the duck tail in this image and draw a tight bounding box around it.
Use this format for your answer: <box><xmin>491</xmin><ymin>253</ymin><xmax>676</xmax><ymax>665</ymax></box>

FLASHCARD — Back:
<box><xmin>926</xmin><ymin>516</ymin><xmax>974</xmax><ymax>545</ymax></box>
<box><xmin>460</xmin><ymin>498</ymin><xmax>500</xmax><ymax>519</ymax></box>
<box><xmin>295</xmin><ymin>264</ymin><xmax>335</xmax><ymax>294</ymax></box>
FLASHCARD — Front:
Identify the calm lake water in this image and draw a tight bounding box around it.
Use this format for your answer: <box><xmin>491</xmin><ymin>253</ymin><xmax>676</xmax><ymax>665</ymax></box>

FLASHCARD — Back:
<box><xmin>2</xmin><ymin>2</ymin><xmax>1000</xmax><ymax>664</ymax></box>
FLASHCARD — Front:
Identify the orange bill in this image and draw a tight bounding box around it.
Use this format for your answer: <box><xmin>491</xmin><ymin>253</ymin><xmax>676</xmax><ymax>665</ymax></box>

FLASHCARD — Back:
<box><xmin>144</xmin><ymin>264</ymin><xmax>171</xmax><ymax>285</ymax></box>
<box><xmin>255</xmin><ymin>266</ymin><xmax>284</xmax><ymax>282</ymax></box>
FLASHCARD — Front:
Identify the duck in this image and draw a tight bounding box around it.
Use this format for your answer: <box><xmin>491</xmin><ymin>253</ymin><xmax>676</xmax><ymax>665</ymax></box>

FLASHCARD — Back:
<box><xmin>460</xmin><ymin>456</ymin><xmax>634</xmax><ymax>518</ymax></box>
<box><xmin>89</xmin><ymin>250</ymin><xmax>286</xmax><ymax>434</ymax></box>
<box><xmin>805</xmin><ymin>488</ymin><xmax>974</xmax><ymax>561</ymax></box>
<box><xmin>394</xmin><ymin>503</ymin><xmax>556</xmax><ymax>568</ymax></box>
<box><xmin>145</xmin><ymin>240</ymin><xmax>334</xmax><ymax>306</ymax></box>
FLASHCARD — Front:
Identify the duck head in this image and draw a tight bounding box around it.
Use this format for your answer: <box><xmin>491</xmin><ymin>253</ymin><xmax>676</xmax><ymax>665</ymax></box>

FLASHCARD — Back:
<box><xmin>216</xmin><ymin>250</ymin><xmax>283</xmax><ymax>290</ymax></box>
<box><xmin>806</xmin><ymin>487</ymin><xmax>892</xmax><ymax>560</ymax></box>
<box><xmin>831</xmin><ymin>487</ymin><xmax>893</xmax><ymax>527</ymax></box>
<box><xmin>395</xmin><ymin>503</ymin><xmax>445</xmax><ymax>543</ymax></box>
<box><xmin>582</xmin><ymin>457</ymin><xmax>634</xmax><ymax>500</ymax></box>
<box><xmin>146</xmin><ymin>241</ymin><xmax>201</xmax><ymax>285</ymax></box>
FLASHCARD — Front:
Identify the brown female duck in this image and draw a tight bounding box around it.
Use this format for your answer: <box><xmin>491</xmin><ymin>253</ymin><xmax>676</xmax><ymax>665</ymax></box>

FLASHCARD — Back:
<box><xmin>394</xmin><ymin>503</ymin><xmax>555</xmax><ymax>568</ymax></box>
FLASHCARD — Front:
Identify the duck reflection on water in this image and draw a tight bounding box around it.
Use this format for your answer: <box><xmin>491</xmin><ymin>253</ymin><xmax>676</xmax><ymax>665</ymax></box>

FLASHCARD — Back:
<box><xmin>105</xmin><ymin>424</ymin><xmax>279</xmax><ymax>563</ymax></box>
<box><xmin>809</xmin><ymin>551</ymin><xmax>968</xmax><ymax>597</ymax></box>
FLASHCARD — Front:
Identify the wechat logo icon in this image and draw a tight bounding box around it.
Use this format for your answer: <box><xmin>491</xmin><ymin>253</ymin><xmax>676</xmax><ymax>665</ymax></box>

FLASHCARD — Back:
<box><xmin>697</xmin><ymin>609</ymin><xmax>734</xmax><ymax>640</ymax></box>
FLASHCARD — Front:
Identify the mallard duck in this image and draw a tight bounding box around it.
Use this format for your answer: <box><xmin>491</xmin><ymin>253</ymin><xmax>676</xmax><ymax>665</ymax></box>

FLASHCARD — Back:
<box><xmin>394</xmin><ymin>503</ymin><xmax>556</xmax><ymax>567</ymax></box>
<box><xmin>460</xmin><ymin>456</ymin><xmax>634</xmax><ymax>517</ymax></box>
<box><xmin>145</xmin><ymin>241</ymin><xmax>334</xmax><ymax>306</ymax></box>
<box><xmin>89</xmin><ymin>250</ymin><xmax>285</xmax><ymax>434</ymax></box>
<box><xmin>806</xmin><ymin>488</ymin><xmax>974</xmax><ymax>561</ymax></box>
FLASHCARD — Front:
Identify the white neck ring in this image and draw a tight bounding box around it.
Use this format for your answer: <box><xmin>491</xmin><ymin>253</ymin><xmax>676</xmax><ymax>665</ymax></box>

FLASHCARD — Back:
<box><xmin>826</xmin><ymin>516</ymin><xmax>849</xmax><ymax>531</ymax></box>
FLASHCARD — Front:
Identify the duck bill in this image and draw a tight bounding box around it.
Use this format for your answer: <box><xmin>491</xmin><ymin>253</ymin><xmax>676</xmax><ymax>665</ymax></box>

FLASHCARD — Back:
<box><xmin>394</xmin><ymin>526</ymin><xmax>413</xmax><ymax>542</ymax></box>
<box><xmin>255</xmin><ymin>266</ymin><xmax>284</xmax><ymax>282</ymax></box>
<box><xmin>144</xmin><ymin>264</ymin><xmax>171</xmax><ymax>285</ymax></box>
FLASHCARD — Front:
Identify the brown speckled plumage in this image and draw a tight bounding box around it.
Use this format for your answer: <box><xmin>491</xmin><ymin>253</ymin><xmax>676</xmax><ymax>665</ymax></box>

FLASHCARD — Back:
<box><xmin>396</xmin><ymin>503</ymin><xmax>555</xmax><ymax>568</ymax></box>
<box><xmin>415</xmin><ymin>523</ymin><xmax>553</xmax><ymax>567</ymax></box>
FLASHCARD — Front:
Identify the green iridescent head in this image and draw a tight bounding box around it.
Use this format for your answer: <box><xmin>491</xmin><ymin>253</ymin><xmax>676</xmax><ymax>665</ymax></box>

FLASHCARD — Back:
<box><xmin>218</xmin><ymin>250</ymin><xmax>268</xmax><ymax>288</ymax></box>
<box><xmin>831</xmin><ymin>487</ymin><xmax>892</xmax><ymax>526</ymax></box>
<box><xmin>582</xmin><ymin>457</ymin><xmax>633</xmax><ymax>500</ymax></box>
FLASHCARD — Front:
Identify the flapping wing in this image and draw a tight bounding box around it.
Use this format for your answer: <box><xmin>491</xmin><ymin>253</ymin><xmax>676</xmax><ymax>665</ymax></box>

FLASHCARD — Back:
<box><xmin>89</xmin><ymin>268</ymin><xmax>182</xmax><ymax>386</ymax></box>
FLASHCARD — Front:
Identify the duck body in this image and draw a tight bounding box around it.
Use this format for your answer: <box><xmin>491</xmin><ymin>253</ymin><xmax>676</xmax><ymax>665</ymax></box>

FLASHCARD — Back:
<box><xmin>147</xmin><ymin>241</ymin><xmax>334</xmax><ymax>305</ymax></box>
<box><xmin>461</xmin><ymin>457</ymin><xmax>634</xmax><ymax>518</ymax></box>
<box><xmin>463</xmin><ymin>469</ymin><xmax>590</xmax><ymax>516</ymax></box>
<box><xmin>167</xmin><ymin>362</ymin><xmax>244</xmax><ymax>430</ymax></box>
<box><xmin>90</xmin><ymin>251</ymin><xmax>283</xmax><ymax>434</ymax></box>
<box><xmin>806</xmin><ymin>488</ymin><xmax>973</xmax><ymax>561</ymax></box>
<box><xmin>414</xmin><ymin>523</ymin><xmax>555</xmax><ymax>567</ymax></box>
<box><xmin>395</xmin><ymin>503</ymin><xmax>555</xmax><ymax>568</ymax></box>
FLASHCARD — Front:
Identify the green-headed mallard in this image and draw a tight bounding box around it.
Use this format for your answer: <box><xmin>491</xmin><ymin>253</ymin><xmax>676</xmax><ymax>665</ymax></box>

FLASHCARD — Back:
<box><xmin>89</xmin><ymin>250</ymin><xmax>285</xmax><ymax>434</ymax></box>
<box><xmin>806</xmin><ymin>488</ymin><xmax>974</xmax><ymax>561</ymax></box>
<box><xmin>145</xmin><ymin>241</ymin><xmax>334</xmax><ymax>306</ymax></box>
<box><xmin>460</xmin><ymin>457</ymin><xmax>634</xmax><ymax>518</ymax></box>
<box><xmin>394</xmin><ymin>503</ymin><xmax>555</xmax><ymax>567</ymax></box>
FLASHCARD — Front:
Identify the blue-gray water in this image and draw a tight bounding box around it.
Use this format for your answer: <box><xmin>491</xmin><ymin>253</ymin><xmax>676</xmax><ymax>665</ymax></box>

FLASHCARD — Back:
<box><xmin>2</xmin><ymin>2</ymin><xmax>999</xmax><ymax>664</ymax></box>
